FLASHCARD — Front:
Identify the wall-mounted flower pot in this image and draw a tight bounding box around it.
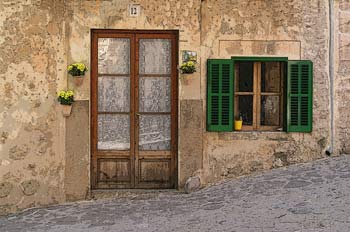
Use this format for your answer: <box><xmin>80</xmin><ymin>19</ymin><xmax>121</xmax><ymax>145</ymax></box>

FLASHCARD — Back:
<box><xmin>73</xmin><ymin>75</ymin><xmax>84</xmax><ymax>86</ymax></box>
<box><xmin>180</xmin><ymin>73</ymin><xmax>194</xmax><ymax>85</ymax></box>
<box><xmin>61</xmin><ymin>104</ymin><xmax>72</xmax><ymax>117</ymax></box>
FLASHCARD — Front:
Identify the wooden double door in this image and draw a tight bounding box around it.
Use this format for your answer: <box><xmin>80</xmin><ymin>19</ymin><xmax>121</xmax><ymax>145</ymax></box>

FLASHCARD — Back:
<box><xmin>91</xmin><ymin>30</ymin><xmax>178</xmax><ymax>189</ymax></box>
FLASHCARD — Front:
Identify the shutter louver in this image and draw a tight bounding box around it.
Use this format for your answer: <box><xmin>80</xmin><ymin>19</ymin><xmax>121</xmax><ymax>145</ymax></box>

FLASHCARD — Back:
<box><xmin>287</xmin><ymin>61</ymin><xmax>313</xmax><ymax>132</ymax></box>
<box><xmin>207</xmin><ymin>59</ymin><xmax>234</xmax><ymax>132</ymax></box>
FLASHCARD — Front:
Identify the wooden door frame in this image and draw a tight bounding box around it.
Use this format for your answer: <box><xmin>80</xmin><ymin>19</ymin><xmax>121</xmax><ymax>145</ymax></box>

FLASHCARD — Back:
<box><xmin>90</xmin><ymin>29</ymin><xmax>179</xmax><ymax>189</ymax></box>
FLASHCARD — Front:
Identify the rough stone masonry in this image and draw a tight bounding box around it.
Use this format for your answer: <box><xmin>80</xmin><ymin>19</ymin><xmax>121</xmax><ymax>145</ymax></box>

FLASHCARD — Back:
<box><xmin>0</xmin><ymin>0</ymin><xmax>349</xmax><ymax>215</ymax></box>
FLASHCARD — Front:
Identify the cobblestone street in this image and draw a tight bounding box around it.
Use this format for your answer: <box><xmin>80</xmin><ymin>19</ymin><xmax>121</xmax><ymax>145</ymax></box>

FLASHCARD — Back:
<box><xmin>1</xmin><ymin>155</ymin><xmax>350</xmax><ymax>232</ymax></box>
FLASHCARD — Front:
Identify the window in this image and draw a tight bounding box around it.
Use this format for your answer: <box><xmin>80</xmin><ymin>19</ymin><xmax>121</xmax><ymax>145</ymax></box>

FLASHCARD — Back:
<box><xmin>235</xmin><ymin>61</ymin><xmax>285</xmax><ymax>131</ymax></box>
<box><xmin>207</xmin><ymin>57</ymin><xmax>313</xmax><ymax>133</ymax></box>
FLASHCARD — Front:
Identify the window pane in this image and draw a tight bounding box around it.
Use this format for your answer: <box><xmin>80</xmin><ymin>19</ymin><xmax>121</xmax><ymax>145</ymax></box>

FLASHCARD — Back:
<box><xmin>261</xmin><ymin>62</ymin><xmax>281</xmax><ymax>93</ymax></box>
<box><xmin>98</xmin><ymin>76</ymin><xmax>130</xmax><ymax>112</ymax></box>
<box><xmin>98</xmin><ymin>38</ymin><xmax>130</xmax><ymax>74</ymax></box>
<box><xmin>236</xmin><ymin>62</ymin><xmax>253</xmax><ymax>92</ymax></box>
<box><xmin>98</xmin><ymin>114</ymin><xmax>130</xmax><ymax>150</ymax></box>
<box><xmin>139</xmin><ymin>39</ymin><xmax>171</xmax><ymax>75</ymax></box>
<box><xmin>261</xmin><ymin>96</ymin><xmax>280</xmax><ymax>126</ymax></box>
<box><xmin>139</xmin><ymin>76</ymin><xmax>171</xmax><ymax>112</ymax></box>
<box><xmin>237</xmin><ymin>95</ymin><xmax>253</xmax><ymax>125</ymax></box>
<box><xmin>139</xmin><ymin>115</ymin><xmax>171</xmax><ymax>150</ymax></box>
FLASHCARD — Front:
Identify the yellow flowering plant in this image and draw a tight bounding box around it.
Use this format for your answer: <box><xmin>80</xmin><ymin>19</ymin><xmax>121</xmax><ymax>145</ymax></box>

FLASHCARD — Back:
<box><xmin>67</xmin><ymin>63</ymin><xmax>88</xmax><ymax>76</ymax></box>
<box><xmin>57</xmin><ymin>90</ymin><xmax>74</xmax><ymax>105</ymax></box>
<box><xmin>180</xmin><ymin>61</ymin><xmax>196</xmax><ymax>74</ymax></box>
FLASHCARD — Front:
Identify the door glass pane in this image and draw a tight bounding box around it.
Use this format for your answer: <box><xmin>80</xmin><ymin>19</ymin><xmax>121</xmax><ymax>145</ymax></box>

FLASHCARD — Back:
<box><xmin>98</xmin><ymin>76</ymin><xmax>130</xmax><ymax>112</ymax></box>
<box><xmin>98</xmin><ymin>38</ymin><xmax>130</xmax><ymax>74</ymax></box>
<box><xmin>139</xmin><ymin>115</ymin><xmax>171</xmax><ymax>150</ymax></box>
<box><xmin>139</xmin><ymin>76</ymin><xmax>171</xmax><ymax>112</ymax></box>
<box><xmin>139</xmin><ymin>39</ymin><xmax>171</xmax><ymax>75</ymax></box>
<box><xmin>98</xmin><ymin>114</ymin><xmax>130</xmax><ymax>150</ymax></box>
<box><xmin>261</xmin><ymin>62</ymin><xmax>281</xmax><ymax>93</ymax></box>
<box><xmin>236</xmin><ymin>62</ymin><xmax>253</xmax><ymax>92</ymax></box>
<box><xmin>237</xmin><ymin>95</ymin><xmax>253</xmax><ymax>125</ymax></box>
<box><xmin>261</xmin><ymin>96</ymin><xmax>280</xmax><ymax>126</ymax></box>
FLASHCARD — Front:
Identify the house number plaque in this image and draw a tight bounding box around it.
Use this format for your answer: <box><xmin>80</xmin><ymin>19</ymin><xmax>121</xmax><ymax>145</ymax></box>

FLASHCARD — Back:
<box><xmin>128</xmin><ymin>4</ymin><xmax>141</xmax><ymax>17</ymax></box>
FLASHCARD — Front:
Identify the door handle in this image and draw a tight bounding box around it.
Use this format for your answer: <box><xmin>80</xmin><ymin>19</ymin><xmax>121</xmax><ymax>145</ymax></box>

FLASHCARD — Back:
<box><xmin>136</xmin><ymin>113</ymin><xmax>141</xmax><ymax>116</ymax></box>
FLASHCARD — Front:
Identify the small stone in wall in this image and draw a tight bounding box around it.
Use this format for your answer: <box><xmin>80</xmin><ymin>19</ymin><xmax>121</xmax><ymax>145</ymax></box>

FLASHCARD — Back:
<box><xmin>21</xmin><ymin>180</ymin><xmax>40</xmax><ymax>196</ymax></box>
<box><xmin>0</xmin><ymin>132</ymin><xmax>9</xmax><ymax>144</ymax></box>
<box><xmin>228</xmin><ymin>165</ymin><xmax>244</xmax><ymax>176</ymax></box>
<box><xmin>273</xmin><ymin>152</ymin><xmax>289</xmax><ymax>168</ymax></box>
<box><xmin>0</xmin><ymin>204</ymin><xmax>14</xmax><ymax>216</ymax></box>
<box><xmin>9</xmin><ymin>145</ymin><xmax>29</xmax><ymax>160</ymax></box>
<box><xmin>184</xmin><ymin>176</ymin><xmax>201</xmax><ymax>194</ymax></box>
<box><xmin>249</xmin><ymin>161</ymin><xmax>264</xmax><ymax>172</ymax></box>
<box><xmin>0</xmin><ymin>182</ymin><xmax>13</xmax><ymax>198</ymax></box>
<box><xmin>273</xmin><ymin>158</ymin><xmax>284</xmax><ymax>168</ymax></box>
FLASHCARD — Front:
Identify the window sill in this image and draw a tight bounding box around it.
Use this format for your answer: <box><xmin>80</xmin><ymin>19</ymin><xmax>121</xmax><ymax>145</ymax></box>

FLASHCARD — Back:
<box><xmin>215</xmin><ymin>130</ymin><xmax>291</xmax><ymax>141</ymax></box>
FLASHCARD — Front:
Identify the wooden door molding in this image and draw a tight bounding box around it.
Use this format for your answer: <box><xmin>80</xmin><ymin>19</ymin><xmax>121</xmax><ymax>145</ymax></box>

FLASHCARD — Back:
<box><xmin>91</xmin><ymin>29</ymin><xmax>178</xmax><ymax>189</ymax></box>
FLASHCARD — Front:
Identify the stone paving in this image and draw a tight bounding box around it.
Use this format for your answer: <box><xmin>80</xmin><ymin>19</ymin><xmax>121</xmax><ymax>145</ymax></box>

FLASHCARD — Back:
<box><xmin>1</xmin><ymin>155</ymin><xmax>350</xmax><ymax>232</ymax></box>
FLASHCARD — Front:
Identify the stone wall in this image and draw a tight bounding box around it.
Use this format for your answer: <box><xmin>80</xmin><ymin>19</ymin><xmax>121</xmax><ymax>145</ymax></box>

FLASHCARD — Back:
<box><xmin>0</xmin><ymin>0</ymin><xmax>67</xmax><ymax>215</ymax></box>
<box><xmin>335</xmin><ymin>0</ymin><xmax>350</xmax><ymax>153</ymax></box>
<box><xmin>200</xmin><ymin>0</ymin><xmax>331</xmax><ymax>183</ymax></box>
<box><xmin>0</xmin><ymin>0</ymin><xmax>348</xmax><ymax>215</ymax></box>
<box><xmin>0</xmin><ymin>0</ymin><xmax>204</xmax><ymax>215</ymax></box>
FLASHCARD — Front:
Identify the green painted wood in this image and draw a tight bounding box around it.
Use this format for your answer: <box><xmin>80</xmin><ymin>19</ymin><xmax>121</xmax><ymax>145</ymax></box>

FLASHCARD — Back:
<box><xmin>207</xmin><ymin>59</ymin><xmax>234</xmax><ymax>132</ymax></box>
<box><xmin>287</xmin><ymin>60</ymin><xmax>313</xmax><ymax>132</ymax></box>
<box><xmin>231</xmin><ymin>56</ymin><xmax>288</xmax><ymax>62</ymax></box>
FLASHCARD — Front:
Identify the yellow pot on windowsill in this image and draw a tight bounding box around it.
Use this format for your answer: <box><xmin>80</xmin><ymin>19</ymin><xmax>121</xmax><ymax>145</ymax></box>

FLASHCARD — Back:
<box><xmin>234</xmin><ymin>120</ymin><xmax>243</xmax><ymax>131</ymax></box>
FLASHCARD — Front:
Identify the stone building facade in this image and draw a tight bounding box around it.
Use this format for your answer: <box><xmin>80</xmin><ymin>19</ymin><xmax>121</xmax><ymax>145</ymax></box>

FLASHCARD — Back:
<box><xmin>0</xmin><ymin>0</ymin><xmax>349</xmax><ymax>215</ymax></box>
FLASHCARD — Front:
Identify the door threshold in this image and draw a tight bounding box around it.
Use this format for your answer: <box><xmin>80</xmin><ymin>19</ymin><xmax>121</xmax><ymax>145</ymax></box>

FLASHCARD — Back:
<box><xmin>90</xmin><ymin>189</ymin><xmax>183</xmax><ymax>200</ymax></box>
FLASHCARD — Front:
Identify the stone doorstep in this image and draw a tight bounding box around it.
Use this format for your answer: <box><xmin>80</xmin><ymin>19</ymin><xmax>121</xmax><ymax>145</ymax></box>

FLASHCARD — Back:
<box><xmin>89</xmin><ymin>189</ymin><xmax>183</xmax><ymax>201</ymax></box>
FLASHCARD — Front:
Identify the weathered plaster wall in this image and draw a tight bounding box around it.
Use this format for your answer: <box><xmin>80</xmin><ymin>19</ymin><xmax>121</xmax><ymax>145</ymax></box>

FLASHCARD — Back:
<box><xmin>201</xmin><ymin>0</ymin><xmax>331</xmax><ymax>183</ymax></box>
<box><xmin>64</xmin><ymin>0</ymin><xmax>203</xmax><ymax>191</ymax></box>
<box><xmin>335</xmin><ymin>0</ymin><xmax>350</xmax><ymax>153</ymax></box>
<box><xmin>0</xmin><ymin>0</ymin><xmax>347</xmax><ymax>215</ymax></box>
<box><xmin>65</xmin><ymin>101</ymin><xmax>89</xmax><ymax>201</ymax></box>
<box><xmin>0</xmin><ymin>0</ymin><xmax>67</xmax><ymax>215</ymax></box>
<box><xmin>0</xmin><ymin>0</ymin><xmax>204</xmax><ymax>215</ymax></box>
<box><xmin>65</xmin><ymin>0</ymin><xmax>201</xmax><ymax>100</ymax></box>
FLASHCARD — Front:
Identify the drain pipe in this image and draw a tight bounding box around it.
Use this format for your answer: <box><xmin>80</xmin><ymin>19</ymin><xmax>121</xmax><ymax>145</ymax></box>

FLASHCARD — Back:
<box><xmin>326</xmin><ymin>0</ymin><xmax>335</xmax><ymax>156</ymax></box>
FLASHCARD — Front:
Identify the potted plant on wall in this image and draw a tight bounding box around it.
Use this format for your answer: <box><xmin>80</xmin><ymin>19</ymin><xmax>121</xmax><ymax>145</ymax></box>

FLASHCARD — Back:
<box><xmin>68</xmin><ymin>63</ymin><xmax>88</xmax><ymax>86</ymax></box>
<box><xmin>180</xmin><ymin>60</ymin><xmax>196</xmax><ymax>75</ymax></box>
<box><xmin>57</xmin><ymin>90</ymin><xmax>74</xmax><ymax>117</ymax></box>
<box><xmin>180</xmin><ymin>60</ymin><xmax>196</xmax><ymax>85</ymax></box>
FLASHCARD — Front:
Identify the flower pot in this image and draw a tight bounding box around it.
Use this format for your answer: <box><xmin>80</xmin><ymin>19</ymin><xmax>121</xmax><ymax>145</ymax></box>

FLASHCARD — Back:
<box><xmin>73</xmin><ymin>76</ymin><xmax>84</xmax><ymax>86</ymax></box>
<box><xmin>61</xmin><ymin>104</ymin><xmax>72</xmax><ymax>117</ymax></box>
<box><xmin>234</xmin><ymin>120</ymin><xmax>243</xmax><ymax>131</ymax></box>
<box><xmin>180</xmin><ymin>73</ymin><xmax>193</xmax><ymax>85</ymax></box>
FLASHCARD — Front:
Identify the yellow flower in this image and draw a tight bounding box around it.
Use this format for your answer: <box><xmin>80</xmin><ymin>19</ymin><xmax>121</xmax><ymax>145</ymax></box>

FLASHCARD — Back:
<box><xmin>187</xmin><ymin>61</ymin><xmax>194</xmax><ymax>66</ymax></box>
<box><xmin>58</xmin><ymin>90</ymin><xmax>65</xmax><ymax>97</ymax></box>
<box><xmin>68</xmin><ymin>65</ymin><xmax>73</xmax><ymax>71</ymax></box>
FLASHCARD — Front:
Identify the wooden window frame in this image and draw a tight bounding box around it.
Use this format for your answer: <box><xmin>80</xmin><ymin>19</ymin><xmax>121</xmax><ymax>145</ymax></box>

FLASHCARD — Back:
<box><xmin>234</xmin><ymin>61</ymin><xmax>285</xmax><ymax>132</ymax></box>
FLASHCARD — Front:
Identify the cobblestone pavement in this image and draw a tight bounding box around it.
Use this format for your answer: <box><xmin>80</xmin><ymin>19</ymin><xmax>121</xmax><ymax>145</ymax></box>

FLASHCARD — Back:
<box><xmin>1</xmin><ymin>155</ymin><xmax>350</xmax><ymax>232</ymax></box>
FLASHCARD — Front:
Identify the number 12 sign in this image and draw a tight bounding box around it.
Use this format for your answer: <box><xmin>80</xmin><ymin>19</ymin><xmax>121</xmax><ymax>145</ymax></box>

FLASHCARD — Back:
<box><xmin>128</xmin><ymin>4</ymin><xmax>140</xmax><ymax>17</ymax></box>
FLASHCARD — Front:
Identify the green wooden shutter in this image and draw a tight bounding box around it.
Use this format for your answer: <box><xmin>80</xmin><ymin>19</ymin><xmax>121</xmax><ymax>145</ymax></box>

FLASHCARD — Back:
<box><xmin>287</xmin><ymin>60</ymin><xmax>313</xmax><ymax>132</ymax></box>
<box><xmin>207</xmin><ymin>59</ymin><xmax>234</xmax><ymax>132</ymax></box>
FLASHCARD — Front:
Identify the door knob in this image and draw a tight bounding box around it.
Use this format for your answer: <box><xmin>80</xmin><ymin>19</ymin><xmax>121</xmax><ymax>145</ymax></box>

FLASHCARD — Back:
<box><xmin>136</xmin><ymin>113</ymin><xmax>141</xmax><ymax>116</ymax></box>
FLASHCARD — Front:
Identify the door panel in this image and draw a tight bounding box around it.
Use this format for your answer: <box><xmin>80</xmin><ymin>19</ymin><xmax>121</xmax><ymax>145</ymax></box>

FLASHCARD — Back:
<box><xmin>135</xmin><ymin>34</ymin><xmax>175</xmax><ymax>188</ymax></box>
<box><xmin>91</xmin><ymin>30</ymin><xmax>178</xmax><ymax>189</ymax></box>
